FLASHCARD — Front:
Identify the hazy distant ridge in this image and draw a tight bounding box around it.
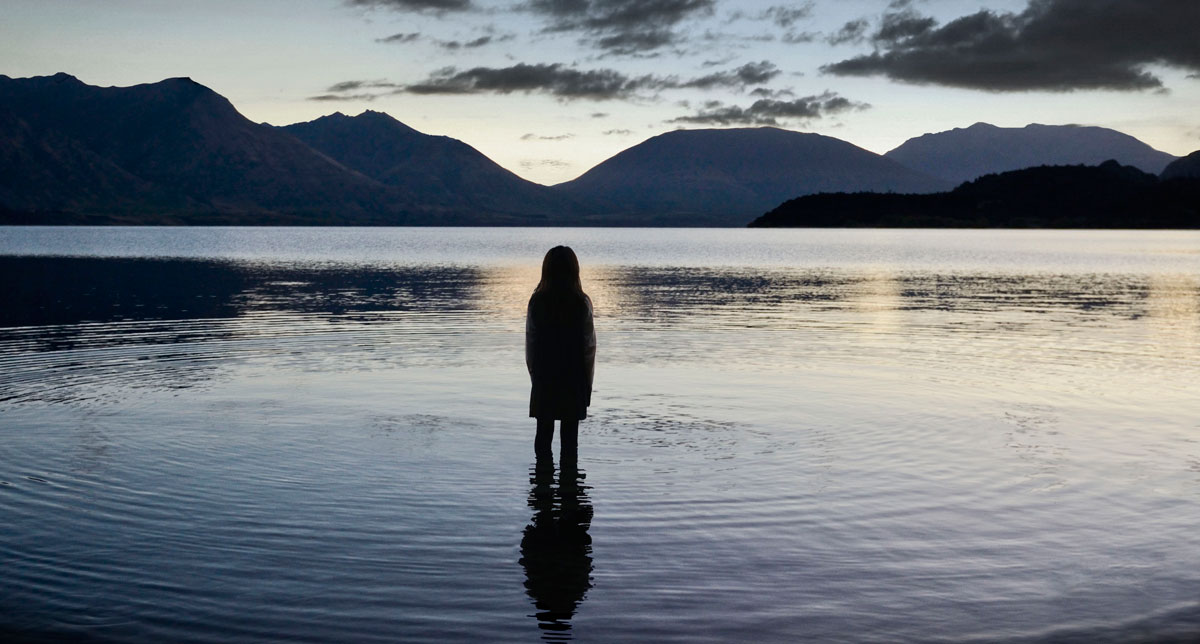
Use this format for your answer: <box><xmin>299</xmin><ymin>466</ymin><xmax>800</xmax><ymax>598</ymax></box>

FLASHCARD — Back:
<box><xmin>884</xmin><ymin>122</ymin><xmax>1178</xmax><ymax>185</ymax></box>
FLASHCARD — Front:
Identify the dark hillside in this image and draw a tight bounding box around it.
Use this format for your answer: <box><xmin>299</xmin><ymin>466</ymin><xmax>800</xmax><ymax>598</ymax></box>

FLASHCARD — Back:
<box><xmin>750</xmin><ymin>161</ymin><xmax>1199</xmax><ymax>229</ymax></box>
<box><xmin>553</xmin><ymin>127</ymin><xmax>949</xmax><ymax>226</ymax></box>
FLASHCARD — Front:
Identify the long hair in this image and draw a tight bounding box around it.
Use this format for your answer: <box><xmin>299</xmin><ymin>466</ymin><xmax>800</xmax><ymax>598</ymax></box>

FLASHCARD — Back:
<box><xmin>534</xmin><ymin>246</ymin><xmax>584</xmax><ymax>296</ymax></box>
<box><xmin>531</xmin><ymin>246</ymin><xmax>588</xmax><ymax>325</ymax></box>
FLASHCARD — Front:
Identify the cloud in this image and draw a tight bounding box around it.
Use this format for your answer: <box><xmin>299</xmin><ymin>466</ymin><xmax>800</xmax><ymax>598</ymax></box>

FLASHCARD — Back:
<box><xmin>377</xmin><ymin>32</ymin><xmax>422</xmax><ymax>44</ymax></box>
<box><xmin>590</xmin><ymin>112</ymin><xmax>609</xmax><ymax>118</ymax></box>
<box><xmin>749</xmin><ymin>87</ymin><xmax>794</xmax><ymax>98</ymax></box>
<box><xmin>326</xmin><ymin>80</ymin><xmax>404</xmax><ymax>92</ymax></box>
<box><xmin>670</xmin><ymin>91</ymin><xmax>866</xmax><ymax>125</ymax></box>
<box><xmin>401</xmin><ymin>63</ymin><xmax>662</xmax><ymax>99</ymax></box>
<box><xmin>520</xmin><ymin>159</ymin><xmax>573</xmax><ymax>169</ymax></box>
<box><xmin>826</xmin><ymin>18</ymin><xmax>869</xmax><ymax>45</ymax></box>
<box><xmin>376</xmin><ymin>31</ymin><xmax>514</xmax><ymax>49</ymax></box>
<box><xmin>679</xmin><ymin>61</ymin><xmax>781</xmax><ymax>89</ymax></box>
<box><xmin>782</xmin><ymin>31</ymin><xmax>817</xmax><ymax>44</ymax></box>
<box><xmin>726</xmin><ymin>3</ymin><xmax>812</xmax><ymax>28</ymax></box>
<box><xmin>822</xmin><ymin>0</ymin><xmax>1200</xmax><ymax>92</ymax></box>
<box><xmin>437</xmin><ymin>34</ymin><xmax>514</xmax><ymax>49</ymax></box>
<box><xmin>521</xmin><ymin>132</ymin><xmax>575</xmax><ymax>140</ymax></box>
<box><xmin>347</xmin><ymin>0</ymin><xmax>472</xmax><ymax>11</ymax></box>
<box><xmin>308</xmin><ymin>93</ymin><xmax>381</xmax><ymax>102</ymax></box>
<box><xmin>762</xmin><ymin>3</ymin><xmax>814</xmax><ymax>29</ymax></box>
<box><xmin>603</xmin><ymin>128</ymin><xmax>634</xmax><ymax>135</ymax></box>
<box><xmin>395</xmin><ymin>61</ymin><xmax>786</xmax><ymax>100</ymax></box>
<box><xmin>525</xmin><ymin>0</ymin><xmax>716</xmax><ymax>54</ymax></box>
<box><xmin>309</xmin><ymin>79</ymin><xmax>403</xmax><ymax>100</ymax></box>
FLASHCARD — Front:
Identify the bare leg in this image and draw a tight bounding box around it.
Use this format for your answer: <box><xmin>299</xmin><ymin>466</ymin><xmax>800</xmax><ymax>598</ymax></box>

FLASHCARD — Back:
<box><xmin>535</xmin><ymin>417</ymin><xmax>555</xmax><ymax>458</ymax></box>
<box><xmin>560</xmin><ymin>418</ymin><xmax>579</xmax><ymax>464</ymax></box>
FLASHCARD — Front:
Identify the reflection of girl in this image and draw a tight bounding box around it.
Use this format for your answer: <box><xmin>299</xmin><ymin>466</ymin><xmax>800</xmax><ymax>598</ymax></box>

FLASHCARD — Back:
<box><xmin>526</xmin><ymin>246</ymin><xmax>596</xmax><ymax>461</ymax></box>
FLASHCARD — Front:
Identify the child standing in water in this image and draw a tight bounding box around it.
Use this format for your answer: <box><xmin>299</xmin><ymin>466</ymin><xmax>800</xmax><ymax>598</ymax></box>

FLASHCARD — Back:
<box><xmin>526</xmin><ymin>246</ymin><xmax>596</xmax><ymax>462</ymax></box>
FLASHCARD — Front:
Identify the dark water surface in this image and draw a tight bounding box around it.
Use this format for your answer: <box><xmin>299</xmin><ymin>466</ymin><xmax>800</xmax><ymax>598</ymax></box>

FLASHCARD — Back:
<box><xmin>2</xmin><ymin>227</ymin><xmax>1199</xmax><ymax>642</ymax></box>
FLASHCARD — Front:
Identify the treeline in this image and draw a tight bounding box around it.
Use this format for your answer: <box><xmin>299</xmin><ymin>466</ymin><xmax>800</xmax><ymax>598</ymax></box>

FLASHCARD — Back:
<box><xmin>749</xmin><ymin>161</ymin><xmax>1200</xmax><ymax>229</ymax></box>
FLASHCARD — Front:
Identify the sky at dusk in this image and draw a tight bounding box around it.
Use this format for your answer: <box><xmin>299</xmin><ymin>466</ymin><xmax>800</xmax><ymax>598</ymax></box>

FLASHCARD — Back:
<box><xmin>4</xmin><ymin>0</ymin><xmax>1199</xmax><ymax>184</ymax></box>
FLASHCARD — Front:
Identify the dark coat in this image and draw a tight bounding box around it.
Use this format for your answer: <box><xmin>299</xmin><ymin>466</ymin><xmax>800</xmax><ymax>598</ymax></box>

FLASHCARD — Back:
<box><xmin>526</xmin><ymin>290</ymin><xmax>596</xmax><ymax>420</ymax></box>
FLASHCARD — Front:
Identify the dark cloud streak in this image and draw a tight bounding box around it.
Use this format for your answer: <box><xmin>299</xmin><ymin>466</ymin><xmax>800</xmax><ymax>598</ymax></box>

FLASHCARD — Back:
<box><xmin>826</xmin><ymin>18</ymin><xmax>868</xmax><ymax>45</ymax></box>
<box><xmin>392</xmin><ymin>60</ymin><xmax>787</xmax><ymax>100</ymax></box>
<box><xmin>376</xmin><ymin>32</ymin><xmax>421</xmax><ymax>44</ymax></box>
<box><xmin>823</xmin><ymin>0</ymin><xmax>1200</xmax><ymax>92</ymax></box>
<box><xmin>521</xmin><ymin>132</ymin><xmax>575</xmax><ymax>140</ymax></box>
<box><xmin>402</xmin><ymin>63</ymin><xmax>658</xmax><ymax>99</ymax></box>
<box><xmin>326</xmin><ymin>80</ymin><xmax>403</xmax><ymax>92</ymax></box>
<box><xmin>762</xmin><ymin>3</ymin><xmax>814</xmax><ymax>28</ymax></box>
<box><xmin>671</xmin><ymin>91</ymin><xmax>866</xmax><ymax>126</ymax></box>
<box><xmin>437</xmin><ymin>34</ymin><xmax>513</xmax><ymax>49</ymax></box>
<box><xmin>679</xmin><ymin>61</ymin><xmax>780</xmax><ymax>89</ymax></box>
<box><xmin>308</xmin><ymin>93</ymin><xmax>381</xmax><ymax>101</ymax></box>
<box><xmin>347</xmin><ymin>0</ymin><xmax>472</xmax><ymax>11</ymax></box>
<box><xmin>525</xmin><ymin>0</ymin><xmax>715</xmax><ymax>54</ymax></box>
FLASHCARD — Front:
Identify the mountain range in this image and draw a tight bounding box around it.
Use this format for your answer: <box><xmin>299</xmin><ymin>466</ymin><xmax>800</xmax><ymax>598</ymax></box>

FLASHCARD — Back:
<box><xmin>0</xmin><ymin>73</ymin><xmax>405</xmax><ymax>224</ymax></box>
<box><xmin>1</xmin><ymin>73</ymin><xmax>1192</xmax><ymax>226</ymax></box>
<box><xmin>884</xmin><ymin>122</ymin><xmax>1178</xmax><ymax>186</ymax></box>
<box><xmin>551</xmin><ymin>127</ymin><xmax>948</xmax><ymax>225</ymax></box>
<box><xmin>279</xmin><ymin>111</ymin><xmax>589</xmax><ymax>223</ymax></box>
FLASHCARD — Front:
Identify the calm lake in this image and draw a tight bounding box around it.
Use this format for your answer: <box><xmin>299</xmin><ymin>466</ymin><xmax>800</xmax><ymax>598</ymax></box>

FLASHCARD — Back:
<box><xmin>2</xmin><ymin>226</ymin><xmax>1199</xmax><ymax>643</ymax></box>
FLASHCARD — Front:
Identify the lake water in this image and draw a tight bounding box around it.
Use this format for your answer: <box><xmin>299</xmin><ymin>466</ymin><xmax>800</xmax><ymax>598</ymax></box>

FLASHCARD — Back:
<box><xmin>2</xmin><ymin>227</ymin><xmax>1199</xmax><ymax>643</ymax></box>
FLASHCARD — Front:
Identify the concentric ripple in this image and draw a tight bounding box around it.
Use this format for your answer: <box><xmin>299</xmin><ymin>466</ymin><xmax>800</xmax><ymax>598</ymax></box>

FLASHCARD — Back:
<box><xmin>2</xmin><ymin>228</ymin><xmax>1199</xmax><ymax>643</ymax></box>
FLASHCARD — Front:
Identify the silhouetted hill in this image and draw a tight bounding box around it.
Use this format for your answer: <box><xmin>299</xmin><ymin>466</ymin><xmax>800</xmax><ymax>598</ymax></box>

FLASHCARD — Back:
<box><xmin>0</xmin><ymin>73</ymin><xmax>420</xmax><ymax>224</ymax></box>
<box><xmin>885</xmin><ymin>123</ymin><xmax>1178</xmax><ymax>185</ymax></box>
<box><xmin>0</xmin><ymin>74</ymin><xmax>563</xmax><ymax>224</ymax></box>
<box><xmin>282</xmin><ymin>111</ymin><xmax>590</xmax><ymax>222</ymax></box>
<box><xmin>12</xmin><ymin>74</ymin><xmax>1189</xmax><ymax>228</ymax></box>
<box><xmin>0</xmin><ymin>103</ymin><xmax>189</xmax><ymax>218</ymax></box>
<box><xmin>552</xmin><ymin>127</ymin><xmax>950</xmax><ymax>226</ymax></box>
<box><xmin>1161</xmin><ymin>151</ymin><xmax>1200</xmax><ymax>180</ymax></box>
<box><xmin>750</xmin><ymin>161</ymin><xmax>1200</xmax><ymax>229</ymax></box>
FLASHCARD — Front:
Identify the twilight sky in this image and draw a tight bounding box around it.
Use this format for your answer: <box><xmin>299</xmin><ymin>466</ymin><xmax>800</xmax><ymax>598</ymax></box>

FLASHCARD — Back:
<box><xmin>4</xmin><ymin>0</ymin><xmax>1199</xmax><ymax>184</ymax></box>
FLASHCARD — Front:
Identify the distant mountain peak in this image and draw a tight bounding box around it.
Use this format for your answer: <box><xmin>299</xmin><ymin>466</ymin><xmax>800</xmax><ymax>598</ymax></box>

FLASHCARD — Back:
<box><xmin>2</xmin><ymin>72</ymin><xmax>86</xmax><ymax>87</ymax></box>
<box><xmin>294</xmin><ymin>109</ymin><xmax>420</xmax><ymax>137</ymax></box>
<box><xmin>554</xmin><ymin>126</ymin><xmax>948</xmax><ymax>224</ymax></box>
<box><xmin>281</xmin><ymin>107</ymin><xmax>582</xmax><ymax>220</ymax></box>
<box><xmin>354</xmin><ymin>109</ymin><xmax>414</xmax><ymax>127</ymax></box>
<box><xmin>155</xmin><ymin>77</ymin><xmax>213</xmax><ymax>92</ymax></box>
<box><xmin>886</xmin><ymin>122</ymin><xmax>1177</xmax><ymax>184</ymax></box>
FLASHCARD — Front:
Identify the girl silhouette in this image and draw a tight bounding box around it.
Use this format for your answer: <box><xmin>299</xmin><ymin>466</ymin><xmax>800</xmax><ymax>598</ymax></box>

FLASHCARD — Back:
<box><xmin>526</xmin><ymin>246</ymin><xmax>596</xmax><ymax>461</ymax></box>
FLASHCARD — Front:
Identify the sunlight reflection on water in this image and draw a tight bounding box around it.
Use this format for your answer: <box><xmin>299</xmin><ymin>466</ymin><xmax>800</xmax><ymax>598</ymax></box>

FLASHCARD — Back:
<box><xmin>1</xmin><ymin>227</ymin><xmax>1199</xmax><ymax>642</ymax></box>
